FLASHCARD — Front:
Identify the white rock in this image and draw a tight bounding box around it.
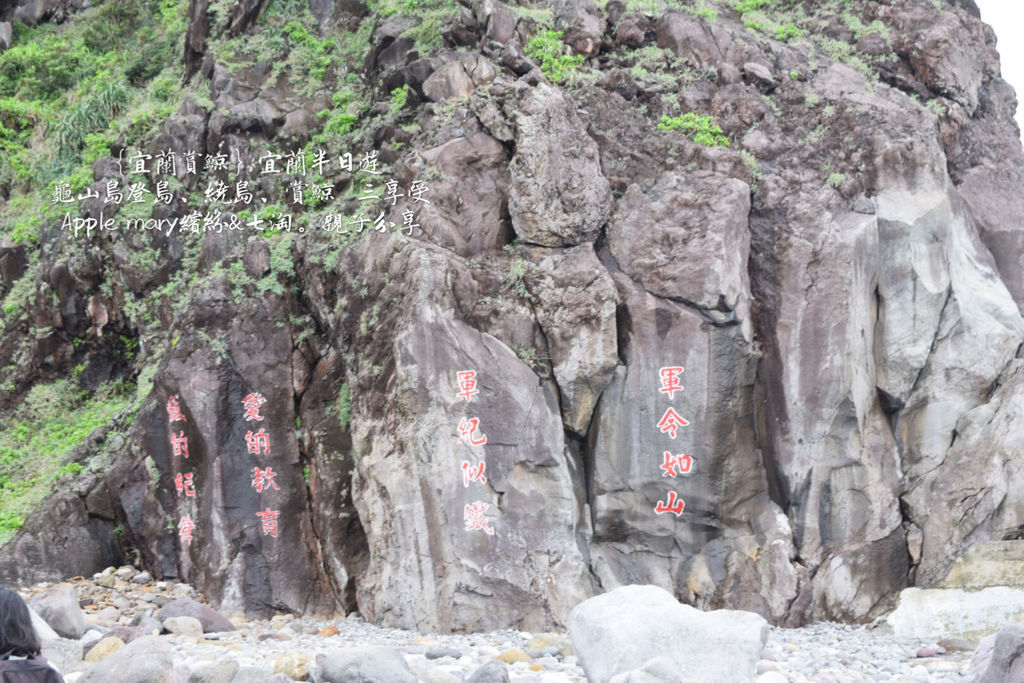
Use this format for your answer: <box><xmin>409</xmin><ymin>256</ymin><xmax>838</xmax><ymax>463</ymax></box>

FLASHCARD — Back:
<box><xmin>568</xmin><ymin>585</ymin><xmax>768</xmax><ymax>683</ymax></box>
<box><xmin>164</xmin><ymin>615</ymin><xmax>204</xmax><ymax>638</ymax></box>
<box><xmin>886</xmin><ymin>587</ymin><xmax>1024</xmax><ymax>641</ymax></box>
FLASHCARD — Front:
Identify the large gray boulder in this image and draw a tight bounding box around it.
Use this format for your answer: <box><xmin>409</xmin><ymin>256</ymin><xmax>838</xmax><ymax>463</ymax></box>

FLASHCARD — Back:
<box><xmin>507</xmin><ymin>83</ymin><xmax>612</xmax><ymax>247</ymax></box>
<box><xmin>157</xmin><ymin>597</ymin><xmax>236</xmax><ymax>633</ymax></box>
<box><xmin>568</xmin><ymin>585</ymin><xmax>768</xmax><ymax>683</ymax></box>
<box><xmin>28</xmin><ymin>584</ymin><xmax>86</xmax><ymax>639</ymax></box>
<box><xmin>314</xmin><ymin>646</ymin><xmax>416</xmax><ymax>683</ymax></box>
<box><xmin>28</xmin><ymin>605</ymin><xmax>60</xmax><ymax>643</ymax></box>
<box><xmin>78</xmin><ymin>635</ymin><xmax>174</xmax><ymax>683</ymax></box>
<box><xmin>966</xmin><ymin>624</ymin><xmax>1024</xmax><ymax>683</ymax></box>
<box><xmin>466</xmin><ymin>660</ymin><xmax>510</xmax><ymax>683</ymax></box>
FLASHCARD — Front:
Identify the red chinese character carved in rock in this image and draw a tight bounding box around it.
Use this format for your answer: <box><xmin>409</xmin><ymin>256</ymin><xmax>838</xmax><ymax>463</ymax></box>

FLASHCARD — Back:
<box><xmin>178</xmin><ymin>515</ymin><xmax>195</xmax><ymax>541</ymax></box>
<box><xmin>167</xmin><ymin>395</ymin><xmax>186</xmax><ymax>422</ymax></box>
<box><xmin>656</xmin><ymin>407</ymin><xmax>689</xmax><ymax>439</ymax></box>
<box><xmin>251</xmin><ymin>466</ymin><xmax>281</xmax><ymax>493</ymax></box>
<box><xmin>654</xmin><ymin>491</ymin><xmax>685</xmax><ymax>516</ymax></box>
<box><xmin>658</xmin><ymin>366</ymin><xmax>685</xmax><ymax>399</ymax></box>
<box><xmin>457</xmin><ymin>417</ymin><xmax>487</xmax><ymax>446</ymax></box>
<box><xmin>464</xmin><ymin>501</ymin><xmax>495</xmax><ymax>535</ymax></box>
<box><xmin>241</xmin><ymin>392</ymin><xmax>266</xmax><ymax>421</ymax></box>
<box><xmin>461</xmin><ymin>460</ymin><xmax>487</xmax><ymax>487</ymax></box>
<box><xmin>456</xmin><ymin>370</ymin><xmax>479</xmax><ymax>402</ymax></box>
<box><xmin>245</xmin><ymin>428</ymin><xmax>270</xmax><ymax>455</ymax></box>
<box><xmin>659</xmin><ymin>452</ymin><xmax>694</xmax><ymax>478</ymax></box>
<box><xmin>171</xmin><ymin>431</ymin><xmax>190</xmax><ymax>459</ymax></box>
<box><xmin>175</xmin><ymin>472</ymin><xmax>196</xmax><ymax>497</ymax></box>
<box><xmin>256</xmin><ymin>508</ymin><xmax>279</xmax><ymax>537</ymax></box>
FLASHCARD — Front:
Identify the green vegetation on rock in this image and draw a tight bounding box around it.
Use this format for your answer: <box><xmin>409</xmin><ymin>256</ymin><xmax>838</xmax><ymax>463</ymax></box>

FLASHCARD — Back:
<box><xmin>333</xmin><ymin>383</ymin><xmax>351</xmax><ymax>431</ymax></box>
<box><xmin>0</xmin><ymin>0</ymin><xmax>188</xmax><ymax>240</ymax></box>
<box><xmin>525</xmin><ymin>30</ymin><xmax>585</xmax><ymax>84</ymax></box>
<box><xmin>658</xmin><ymin>113</ymin><xmax>730</xmax><ymax>147</ymax></box>
<box><xmin>0</xmin><ymin>378</ymin><xmax>133</xmax><ymax>543</ymax></box>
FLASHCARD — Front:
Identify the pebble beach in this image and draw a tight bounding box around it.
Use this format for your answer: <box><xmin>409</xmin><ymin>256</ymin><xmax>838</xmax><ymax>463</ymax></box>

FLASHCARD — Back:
<box><xmin>16</xmin><ymin>566</ymin><xmax>980</xmax><ymax>682</ymax></box>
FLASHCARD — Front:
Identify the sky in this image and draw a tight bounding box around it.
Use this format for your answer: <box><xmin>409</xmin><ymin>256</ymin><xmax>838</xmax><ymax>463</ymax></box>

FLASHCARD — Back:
<box><xmin>973</xmin><ymin>0</ymin><xmax>1024</xmax><ymax>133</ymax></box>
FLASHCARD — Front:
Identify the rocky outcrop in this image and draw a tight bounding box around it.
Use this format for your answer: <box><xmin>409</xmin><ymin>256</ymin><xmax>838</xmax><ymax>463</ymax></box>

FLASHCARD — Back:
<box><xmin>2</xmin><ymin>0</ymin><xmax>1024</xmax><ymax>635</ymax></box>
<box><xmin>344</xmin><ymin>237</ymin><xmax>593</xmax><ymax>631</ymax></box>
<box><xmin>507</xmin><ymin>83</ymin><xmax>612</xmax><ymax>247</ymax></box>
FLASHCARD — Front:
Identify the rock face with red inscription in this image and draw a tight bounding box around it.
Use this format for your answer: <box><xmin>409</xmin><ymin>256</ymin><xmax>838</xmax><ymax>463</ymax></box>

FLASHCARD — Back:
<box><xmin>2</xmin><ymin>0</ymin><xmax>1024</xmax><ymax>633</ymax></box>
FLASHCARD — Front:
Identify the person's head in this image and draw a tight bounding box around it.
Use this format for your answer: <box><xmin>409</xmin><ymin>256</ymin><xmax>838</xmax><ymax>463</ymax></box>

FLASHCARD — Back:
<box><xmin>0</xmin><ymin>589</ymin><xmax>41</xmax><ymax>656</ymax></box>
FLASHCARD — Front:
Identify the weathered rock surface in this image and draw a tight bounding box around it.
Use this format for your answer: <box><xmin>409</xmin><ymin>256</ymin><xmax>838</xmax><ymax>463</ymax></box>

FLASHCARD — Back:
<box><xmin>314</xmin><ymin>645</ymin><xmax>416</xmax><ymax>683</ymax></box>
<box><xmin>507</xmin><ymin>83</ymin><xmax>612</xmax><ymax>247</ymax></box>
<box><xmin>414</xmin><ymin>131</ymin><xmax>511</xmax><ymax>256</ymax></box>
<box><xmin>886</xmin><ymin>587</ymin><xmax>1024</xmax><ymax>641</ymax></box>
<box><xmin>940</xmin><ymin>541</ymin><xmax>1024</xmax><ymax>589</ymax></box>
<box><xmin>164</xmin><ymin>615</ymin><xmax>204</xmax><ymax>638</ymax></box>
<box><xmin>83</xmin><ymin>636</ymin><xmax>124</xmax><ymax>662</ymax></box>
<box><xmin>78</xmin><ymin>635</ymin><xmax>174</xmax><ymax>683</ymax></box>
<box><xmin>2</xmin><ymin>0</ymin><xmax>1024</xmax><ymax>639</ymax></box>
<box><xmin>157</xmin><ymin>598</ymin><xmax>236</xmax><ymax>634</ymax></box>
<box><xmin>347</xmin><ymin>238</ymin><xmax>592</xmax><ymax>631</ymax></box>
<box><xmin>29</xmin><ymin>583</ymin><xmax>87</xmax><ymax>639</ymax></box>
<box><xmin>966</xmin><ymin>624</ymin><xmax>1024</xmax><ymax>683</ymax></box>
<box><xmin>29</xmin><ymin>605</ymin><xmax>60</xmax><ymax>643</ymax></box>
<box><xmin>568</xmin><ymin>585</ymin><xmax>768</xmax><ymax>683</ymax></box>
<box><xmin>606</xmin><ymin>170</ymin><xmax>753</xmax><ymax>335</ymax></box>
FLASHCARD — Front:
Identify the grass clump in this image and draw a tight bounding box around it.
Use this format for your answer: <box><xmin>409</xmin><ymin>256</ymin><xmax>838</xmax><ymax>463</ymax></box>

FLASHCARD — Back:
<box><xmin>333</xmin><ymin>383</ymin><xmax>351</xmax><ymax>430</ymax></box>
<box><xmin>506</xmin><ymin>258</ymin><xmax>529</xmax><ymax>297</ymax></box>
<box><xmin>0</xmin><ymin>378</ymin><xmax>133</xmax><ymax>544</ymax></box>
<box><xmin>0</xmin><ymin>0</ymin><xmax>188</xmax><ymax>240</ymax></box>
<box><xmin>525</xmin><ymin>30</ymin><xmax>584</xmax><ymax>84</ymax></box>
<box><xmin>735</xmin><ymin>0</ymin><xmax>772</xmax><ymax>12</ymax></box>
<box><xmin>658</xmin><ymin>113</ymin><xmax>730</xmax><ymax>147</ymax></box>
<box><xmin>390</xmin><ymin>84</ymin><xmax>411</xmax><ymax>115</ymax></box>
<box><xmin>315</xmin><ymin>87</ymin><xmax>368</xmax><ymax>147</ymax></box>
<box><xmin>776</xmin><ymin>21</ymin><xmax>802</xmax><ymax>40</ymax></box>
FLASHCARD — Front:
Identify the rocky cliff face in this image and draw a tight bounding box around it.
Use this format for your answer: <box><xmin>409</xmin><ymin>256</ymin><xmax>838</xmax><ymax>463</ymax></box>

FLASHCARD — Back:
<box><xmin>1</xmin><ymin>0</ymin><xmax>1022</xmax><ymax>633</ymax></box>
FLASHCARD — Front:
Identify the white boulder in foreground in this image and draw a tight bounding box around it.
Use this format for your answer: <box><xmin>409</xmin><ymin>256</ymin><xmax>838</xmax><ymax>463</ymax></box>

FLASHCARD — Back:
<box><xmin>886</xmin><ymin>587</ymin><xmax>1024</xmax><ymax>641</ymax></box>
<box><xmin>568</xmin><ymin>584</ymin><xmax>768</xmax><ymax>683</ymax></box>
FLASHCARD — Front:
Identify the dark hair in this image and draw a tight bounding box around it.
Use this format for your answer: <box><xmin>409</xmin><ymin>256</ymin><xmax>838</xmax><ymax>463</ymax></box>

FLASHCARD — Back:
<box><xmin>0</xmin><ymin>589</ymin><xmax>41</xmax><ymax>657</ymax></box>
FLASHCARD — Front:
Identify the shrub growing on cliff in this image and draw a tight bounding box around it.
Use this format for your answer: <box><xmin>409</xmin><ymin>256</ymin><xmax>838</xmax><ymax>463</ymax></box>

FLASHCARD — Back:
<box><xmin>334</xmin><ymin>383</ymin><xmax>351</xmax><ymax>430</ymax></box>
<box><xmin>390</xmin><ymin>84</ymin><xmax>411</xmax><ymax>114</ymax></box>
<box><xmin>0</xmin><ymin>379</ymin><xmax>133</xmax><ymax>543</ymax></box>
<box><xmin>658</xmin><ymin>113</ymin><xmax>730</xmax><ymax>147</ymax></box>
<box><xmin>525</xmin><ymin>30</ymin><xmax>584</xmax><ymax>84</ymax></box>
<box><xmin>735</xmin><ymin>0</ymin><xmax>772</xmax><ymax>12</ymax></box>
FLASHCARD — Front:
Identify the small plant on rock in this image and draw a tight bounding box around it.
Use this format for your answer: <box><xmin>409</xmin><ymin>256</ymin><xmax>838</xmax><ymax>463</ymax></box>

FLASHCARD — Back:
<box><xmin>776</xmin><ymin>22</ymin><xmax>802</xmax><ymax>41</ymax></box>
<box><xmin>658</xmin><ymin>113</ymin><xmax>730</xmax><ymax>147</ymax></box>
<box><xmin>389</xmin><ymin>84</ymin><xmax>411</xmax><ymax>114</ymax></box>
<box><xmin>525</xmin><ymin>30</ymin><xmax>584</xmax><ymax>84</ymax></box>
<box><xmin>735</xmin><ymin>0</ymin><xmax>771</xmax><ymax>12</ymax></box>
<box><xmin>506</xmin><ymin>258</ymin><xmax>529</xmax><ymax>297</ymax></box>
